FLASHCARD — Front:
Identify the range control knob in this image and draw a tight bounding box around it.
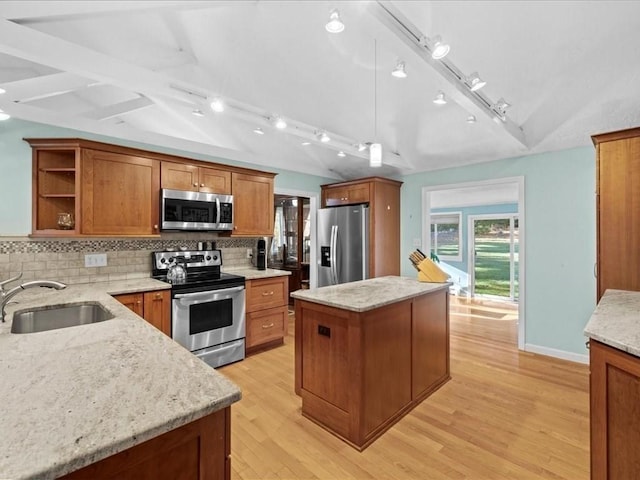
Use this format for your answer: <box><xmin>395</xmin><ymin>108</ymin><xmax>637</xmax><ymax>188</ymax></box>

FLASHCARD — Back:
<box><xmin>160</xmin><ymin>258</ymin><xmax>167</xmax><ymax>264</ymax></box>
<box><xmin>206</xmin><ymin>256</ymin><xmax>212</xmax><ymax>261</ymax></box>
<box><xmin>212</xmin><ymin>254</ymin><xmax>219</xmax><ymax>261</ymax></box>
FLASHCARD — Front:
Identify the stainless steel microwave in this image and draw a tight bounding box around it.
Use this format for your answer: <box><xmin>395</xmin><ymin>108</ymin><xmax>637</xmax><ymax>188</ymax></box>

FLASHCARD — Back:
<box><xmin>161</xmin><ymin>189</ymin><xmax>233</xmax><ymax>231</ymax></box>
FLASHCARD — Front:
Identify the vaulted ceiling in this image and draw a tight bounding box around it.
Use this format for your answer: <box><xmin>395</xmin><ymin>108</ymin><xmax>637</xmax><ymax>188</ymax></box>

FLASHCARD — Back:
<box><xmin>1</xmin><ymin>1</ymin><xmax>639</xmax><ymax>180</ymax></box>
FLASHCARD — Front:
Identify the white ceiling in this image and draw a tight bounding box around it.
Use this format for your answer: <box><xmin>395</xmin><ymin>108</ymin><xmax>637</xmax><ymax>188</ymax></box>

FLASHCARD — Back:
<box><xmin>1</xmin><ymin>1</ymin><xmax>639</xmax><ymax>181</ymax></box>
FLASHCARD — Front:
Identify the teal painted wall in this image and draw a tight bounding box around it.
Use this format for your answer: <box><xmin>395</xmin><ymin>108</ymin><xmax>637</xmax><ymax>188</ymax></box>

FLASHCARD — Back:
<box><xmin>0</xmin><ymin>119</ymin><xmax>334</xmax><ymax>235</ymax></box>
<box><xmin>432</xmin><ymin>203</ymin><xmax>519</xmax><ymax>273</ymax></box>
<box><xmin>401</xmin><ymin>148</ymin><xmax>597</xmax><ymax>355</ymax></box>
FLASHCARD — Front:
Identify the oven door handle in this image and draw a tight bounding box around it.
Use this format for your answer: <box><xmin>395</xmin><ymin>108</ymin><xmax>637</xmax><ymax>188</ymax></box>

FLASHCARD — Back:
<box><xmin>174</xmin><ymin>286</ymin><xmax>245</xmax><ymax>299</ymax></box>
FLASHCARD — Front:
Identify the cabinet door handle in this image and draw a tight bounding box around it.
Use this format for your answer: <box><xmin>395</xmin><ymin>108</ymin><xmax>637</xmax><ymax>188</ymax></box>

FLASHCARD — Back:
<box><xmin>137</xmin><ymin>301</ymin><xmax>142</xmax><ymax>305</ymax></box>
<box><xmin>155</xmin><ymin>293</ymin><xmax>162</xmax><ymax>299</ymax></box>
<box><xmin>262</xmin><ymin>323</ymin><xmax>274</xmax><ymax>329</ymax></box>
<box><xmin>261</xmin><ymin>291</ymin><xmax>274</xmax><ymax>296</ymax></box>
<box><xmin>193</xmin><ymin>182</ymin><xmax>198</xmax><ymax>187</ymax></box>
<box><xmin>153</xmin><ymin>224</ymin><xmax>158</xmax><ymax>231</ymax></box>
<box><xmin>200</xmin><ymin>183</ymin><xmax>204</xmax><ymax>187</ymax></box>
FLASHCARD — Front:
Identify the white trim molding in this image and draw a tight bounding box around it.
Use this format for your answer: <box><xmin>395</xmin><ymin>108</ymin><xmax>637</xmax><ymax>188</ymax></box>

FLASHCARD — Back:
<box><xmin>524</xmin><ymin>343</ymin><xmax>589</xmax><ymax>365</ymax></box>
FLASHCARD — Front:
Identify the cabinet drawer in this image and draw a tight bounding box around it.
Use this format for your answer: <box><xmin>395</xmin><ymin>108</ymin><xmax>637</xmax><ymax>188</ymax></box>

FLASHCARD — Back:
<box><xmin>246</xmin><ymin>277</ymin><xmax>288</xmax><ymax>312</ymax></box>
<box><xmin>246</xmin><ymin>306</ymin><xmax>287</xmax><ymax>349</ymax></box>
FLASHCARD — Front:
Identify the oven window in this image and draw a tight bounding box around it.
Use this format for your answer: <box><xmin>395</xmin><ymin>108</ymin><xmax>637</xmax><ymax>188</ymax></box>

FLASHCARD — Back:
<box><xmin>189</xmin><ymin>298</ymin><xmax>233</xmax><ymax>335</ymax></box>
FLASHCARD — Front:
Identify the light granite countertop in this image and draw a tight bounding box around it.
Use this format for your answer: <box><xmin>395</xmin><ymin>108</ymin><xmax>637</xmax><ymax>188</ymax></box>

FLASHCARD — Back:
<box><xmin>224</xmin><ymin>266</ymin><xmax>291</xmax><ymax>279</ymax></box>
<box><xmin>290</xmin><ymin>276</ymin><xmax>451</xmax><ymax>312</ymax></box>
<box><xmin>584</xmin><ymin>289</ymin><xmax>640</xmax><ymax>357</ymax></box>
<box><xmin>0</xmin><ymin>278</ymin><xmax>241</xmax><ymax>480</ymax></box>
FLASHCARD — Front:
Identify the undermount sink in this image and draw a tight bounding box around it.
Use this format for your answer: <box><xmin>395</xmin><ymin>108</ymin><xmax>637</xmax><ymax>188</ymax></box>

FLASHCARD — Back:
<box><xmin>11</xmin><ymin>302</ymin><xmax>115</xmax><ymax>334</ymax></box>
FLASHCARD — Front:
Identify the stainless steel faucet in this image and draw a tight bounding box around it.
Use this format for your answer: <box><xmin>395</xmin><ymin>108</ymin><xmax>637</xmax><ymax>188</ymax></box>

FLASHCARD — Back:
<box><xmin>0</xmin><ymin>273</ymin><xmax>67</xmax><ymax>322</ymax></box>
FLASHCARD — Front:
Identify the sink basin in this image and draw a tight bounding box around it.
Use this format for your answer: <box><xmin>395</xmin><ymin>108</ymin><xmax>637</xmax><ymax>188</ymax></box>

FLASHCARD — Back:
<box><xmin>11</xmin><ymin>302</ymin><xmax>115</xmax><ymax>334</ymax></box>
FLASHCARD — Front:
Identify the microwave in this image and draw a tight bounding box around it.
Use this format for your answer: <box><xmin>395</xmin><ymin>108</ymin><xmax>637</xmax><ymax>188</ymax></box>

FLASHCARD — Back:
<box><xmin>161</xmin><ymin>189</ymin><xmax>233</xmax><ymax>231</ymax></box>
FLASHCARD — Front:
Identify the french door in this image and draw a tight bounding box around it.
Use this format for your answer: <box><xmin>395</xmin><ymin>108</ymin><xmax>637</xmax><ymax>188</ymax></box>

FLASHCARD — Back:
<box><xmin>468</xmin><ymin>214</ymin><xmax>519</xmax><ymax>301</ymax></box>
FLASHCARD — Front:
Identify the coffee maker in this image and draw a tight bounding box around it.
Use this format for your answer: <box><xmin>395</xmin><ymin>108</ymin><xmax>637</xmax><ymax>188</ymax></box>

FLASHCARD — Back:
<box><xmin>256</xmin><ymin>238</ymin><xmax>267</xmax><ymax>270</ymax></box>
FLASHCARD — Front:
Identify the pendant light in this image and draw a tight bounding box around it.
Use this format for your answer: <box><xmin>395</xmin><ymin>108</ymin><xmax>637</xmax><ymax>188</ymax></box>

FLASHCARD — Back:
<box><xmin>370</xmin><ymin>39</ymin><xmax>382</xmax><ymax>168</ymax></box>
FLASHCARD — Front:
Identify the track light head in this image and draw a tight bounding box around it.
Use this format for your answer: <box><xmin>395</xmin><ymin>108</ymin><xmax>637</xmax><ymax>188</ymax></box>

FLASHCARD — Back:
<box><xmin>325</xmin><ymin>9</ymin><xmax>345</xmax><ymax>33</ymax></box>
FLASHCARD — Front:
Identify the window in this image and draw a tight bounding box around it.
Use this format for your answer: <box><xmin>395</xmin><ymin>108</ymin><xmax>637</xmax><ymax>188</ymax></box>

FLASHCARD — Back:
<box><xmin>430</xmin><ymin>212</ymin><xmax>462</xmax><ymax>261</ymax></box>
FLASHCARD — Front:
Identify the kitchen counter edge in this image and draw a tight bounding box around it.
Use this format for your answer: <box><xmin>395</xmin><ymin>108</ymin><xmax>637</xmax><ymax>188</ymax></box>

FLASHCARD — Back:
<box><xmin>0</xmin><ymin>277</ymin><xmax>241</xmax><ymax>480</ymax></box>
<box><xmin>291</xmin><ymin>276</ymin><xmax>451</xmax><ymax>312</ymax></box>
<box><xmin>584</xmin><ymin>288</ymin><xmax>640</xmax><ymax>358</ymax></box>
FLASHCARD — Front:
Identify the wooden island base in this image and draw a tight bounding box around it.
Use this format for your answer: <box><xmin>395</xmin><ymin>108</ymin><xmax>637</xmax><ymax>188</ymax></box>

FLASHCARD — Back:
<box><xmin>294</xmin><ymin>284</ymin><xmax>450</xmax><ymax>450</ymax></box>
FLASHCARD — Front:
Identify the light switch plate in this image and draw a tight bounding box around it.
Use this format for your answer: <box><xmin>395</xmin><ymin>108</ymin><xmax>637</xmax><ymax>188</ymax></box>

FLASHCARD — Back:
<box><xmin>246</xmin><ymin>248</ymin><xmax>253</xmax><ymax>259</ymax></box>
<box><xmin>85</xmin><ymin>253</ymin><xmax>107</xmax><ymax>268</ymax></box>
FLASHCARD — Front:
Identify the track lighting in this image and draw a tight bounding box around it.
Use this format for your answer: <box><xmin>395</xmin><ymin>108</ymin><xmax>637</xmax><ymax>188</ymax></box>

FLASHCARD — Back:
<box><xmin>337</xmin><ymin>151</ymin><xmax>346</xmax><ymax>158</ymax></box>
<box><xmin>369</xmin><ymin>143</ymin><xmax>382</xmax><ymax>168</ymax></box>
<box><xmin>391</xmin><ymin>60</ymin><xmax>407</xmax><ymax>78</ymax></box>
<box><xmin>192</xmin><ymin>109</ymin><xmax>204</xmax><ymax>117</ymax></box>
<box><xmin>494</xmin><ymin>98</ymin><xmax>510</xmax><ymax>117</ymax></box>
<box><xmin>467</xmin><ymin>72</ymin><xmax>486</xmax><ymax>91</ymax></box>
<box><xmin>325</xmin><ymin>9</ymin><xmax>345</xmax><ymax>33</ymax></box>
<box><xmin>466</xmin><ymin>115</ymin><xmax>476</xmax><ymax>124</ymax></box>
<box><xmin>253</xmin><ymin>127</ymin><xmax>265</xmax><ymax>135</ymax></box>
<box><xmin>273</xmin><ymin>116</ymin><xmax>287</xmax><ymax>129</ymax></box>
<box><xmin>420</xmin><ymin>35</ymin><xmax>450</xmax><ymax>59</ymax></box>
<box><xmin>0</xmin><ymin>88</ymin><xmax>5</xmax><ymax>94</ymax></box>
<box><xmin>301</xmin><ymin>141</ymin><xmax>311</xmax><ymax>146</ymax></box>
<box><xmin>430</xmin><ymin>36</ymin><xmax>450</xmax><ymax>59</ymax></box>
<box><xmin>316</xmin><ymin>131</ymin><xmax>330</xmax><ymax>143</ymax></box>
<box><xmin>0</xmin><ymin>109</ymin><xmax>10</xmax><ymax>121</ymax></box>
<box><xmin>210</xmin><ymin>97</ymin><xmax>224</xmax><ymax>113</ymax></box>
<box><xmin>433</xmin><ymin>91</ymin><xmax>447</xmax><ymax>105</ymax></box>
<box><xmin>356</xmin><ymin>143</ymin><xmax>367</xmax><ymax>152</ymax></box>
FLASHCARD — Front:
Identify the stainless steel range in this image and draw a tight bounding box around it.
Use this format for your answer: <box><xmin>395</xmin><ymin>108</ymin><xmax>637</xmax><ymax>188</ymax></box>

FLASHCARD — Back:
<box><xmin>152</xmin><ymin>249</ymin><xmax>245</xmax><ymax>368</ymax></box>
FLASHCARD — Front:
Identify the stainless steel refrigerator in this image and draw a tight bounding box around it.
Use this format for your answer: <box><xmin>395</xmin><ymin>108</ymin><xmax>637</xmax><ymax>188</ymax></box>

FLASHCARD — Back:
<box><xmin>317</xmin><ymin>204</ymin><xmax>369</xmax><ymax>287</ymax></box>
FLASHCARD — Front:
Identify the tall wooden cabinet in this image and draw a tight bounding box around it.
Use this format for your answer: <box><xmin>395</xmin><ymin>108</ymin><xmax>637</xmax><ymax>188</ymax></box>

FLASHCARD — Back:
<box><xmin>593</xmin><ymin>128</ymin><xmax>640</xmax><ymax>301</ymax></box>
<box><xmin>321</xmin><ymin>176</ymin><xmax>402</xmax><ymax>277</ymax></box>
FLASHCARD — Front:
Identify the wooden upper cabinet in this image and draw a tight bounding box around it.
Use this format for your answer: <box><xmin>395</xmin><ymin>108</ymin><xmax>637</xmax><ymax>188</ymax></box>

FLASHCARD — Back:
<box><xmin>322</xmin><ymin>183</ymin><xmax>370</xmax><ymax>207</ymax></box>
<box><xmin>26</xmin><ymin>138</ymin><xmax>276</xmax><ymax>238</ymax></box>
<box><xmin>593</xmin><ymin>128</ymin><xmax>640</xmax><ymax>300</ymax></box>
<box><xmin>81</xmin><ymin>149</ymin><xmax>160</xmax><ymax>236</ymax></box>
<box><xmin>29</xmin><ymin>142</ymin><xmax>82</xmax><ymax>236</ymax></box>
<box><xmin>161</xmin><ymin>162</ymin><xmax>231</xmax><ymax>194</ymax></box>
<box><xmin>231</xmin><ymin>172</ymin><xmax>275</xmax><ymax>237</ymax></box>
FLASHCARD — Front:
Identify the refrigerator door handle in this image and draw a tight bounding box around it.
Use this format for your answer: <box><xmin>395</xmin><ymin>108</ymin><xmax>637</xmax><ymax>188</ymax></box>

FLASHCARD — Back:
<box><xmin>330</xmin><ymin>225</ymin><xmax>338</xmax><ymax>285</ymax></box>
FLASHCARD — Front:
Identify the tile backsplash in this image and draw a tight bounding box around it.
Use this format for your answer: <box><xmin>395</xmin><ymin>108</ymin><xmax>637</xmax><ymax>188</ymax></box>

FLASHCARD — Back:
<box><xmin>0</xmin><ymin>235</ymin><xmax>260</xmax><ymax>285</ymax></box>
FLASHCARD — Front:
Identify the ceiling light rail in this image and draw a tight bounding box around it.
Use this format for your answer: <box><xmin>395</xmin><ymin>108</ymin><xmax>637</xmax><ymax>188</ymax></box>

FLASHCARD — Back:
<box><xmin>368</xmin><ymin>1</ymin><xmax>527</xmax><ymax>147</ymax></box>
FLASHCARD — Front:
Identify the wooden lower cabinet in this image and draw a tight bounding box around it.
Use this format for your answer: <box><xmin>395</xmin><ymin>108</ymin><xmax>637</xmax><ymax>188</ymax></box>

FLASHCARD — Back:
<box><xmin>60</xmin><ymin>407</ymin><xmax>230</xmax><ymax>480</ymax></box>
<box><xmin>114</xmin><ymin>290</ymin><xmax>171</xmax><ymax>336</ymax></box>
<box><xmin>294</xmin><ymin>288</ymin><xmax>450</xmax><ymax>450</ymax></box>
<box><xmin>245</xmin><ymin>276</ymin><xmax>288</xmax><ymax>354</ymax></box>
<box><xmin>590</xmin><ymin>340</ymin><xmax>640</xmax><ymax>479</ymax></box>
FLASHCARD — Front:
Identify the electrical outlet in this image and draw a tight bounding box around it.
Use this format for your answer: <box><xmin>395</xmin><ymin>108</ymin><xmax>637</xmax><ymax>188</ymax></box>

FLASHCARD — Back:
<box><xmin>85</xmin><ymin>253</ymin><xmax>107</xmax><ymax>268</ymax></box>
<box><xmin>246</xmin><ymin>248</ymin><xmax>253</xmax><ymax>259</ymax></box>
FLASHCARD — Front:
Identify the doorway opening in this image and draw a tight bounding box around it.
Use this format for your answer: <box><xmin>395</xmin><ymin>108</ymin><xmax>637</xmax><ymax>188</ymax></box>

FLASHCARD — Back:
<box><xmin>422</xmin><ymin>177</ymin><xmax>525</xmax><ymax>350</ymax></box>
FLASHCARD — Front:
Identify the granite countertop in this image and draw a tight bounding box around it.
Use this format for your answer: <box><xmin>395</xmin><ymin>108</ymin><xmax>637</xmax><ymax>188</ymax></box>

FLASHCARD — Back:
<box><xmin>0</xmin><ymin>278</ymin><xmax>241</xmax><ymax>480</ymax></box>
<box><xmin>584</xmin><ymin>289</ymin><xmax>640</xmax><ymax>357</ymax></box>
<box><xmin>291</xmin><ymin>276</ymin><xmax>451</xmax><ymax>312</ymax></box>
<box><xmin>224</xmin><ymin>266</ymin><xmax>291</xmax><ymax>279</ymax></box>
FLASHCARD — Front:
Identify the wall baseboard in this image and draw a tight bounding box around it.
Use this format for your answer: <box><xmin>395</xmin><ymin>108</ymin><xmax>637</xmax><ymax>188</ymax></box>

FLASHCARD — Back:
<box><xmin>524</xmin><ymin>343</ymin><xmax>589</xmax><ymax>364</ymax></box>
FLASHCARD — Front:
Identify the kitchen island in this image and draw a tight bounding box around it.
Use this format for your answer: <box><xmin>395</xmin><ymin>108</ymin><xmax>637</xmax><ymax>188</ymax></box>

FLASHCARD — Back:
<box><xmin>0</xmin><ymin>278</ymin><xmax>240</xmax><ymax>480</ymax></box>
<box><xmin>291</xmin><ymin>276</ymin><xmax>450</xmax><ymax>450</ymax></box>
<box><xmin>584</xmin><ymin>289</ymin><xmax>640</xmax><ymax>479</ymax></box>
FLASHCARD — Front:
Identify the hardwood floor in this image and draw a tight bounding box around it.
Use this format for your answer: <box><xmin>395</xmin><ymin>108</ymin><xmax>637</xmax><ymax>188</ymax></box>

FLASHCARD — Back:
<box><xmin>219</xmin><ymin>294</ymin><xmax>589</xmax><ymax>479</ymax></box>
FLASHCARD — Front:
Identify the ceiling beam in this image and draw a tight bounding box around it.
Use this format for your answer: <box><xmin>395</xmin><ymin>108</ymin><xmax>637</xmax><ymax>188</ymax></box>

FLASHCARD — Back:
<box><xmin>81</xmin><ymin>96</ymin><xmax>154</xmax><ymax>121</ymax></box>
<box><xmin>0</xmin><ymin>72</ymin><xmax>92</xmax><ymax>103</ymax></box>
<box><xmin>369</xmin><ymin>0</ymin><xmax>528</xmax><ymax>148</ymax></box>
